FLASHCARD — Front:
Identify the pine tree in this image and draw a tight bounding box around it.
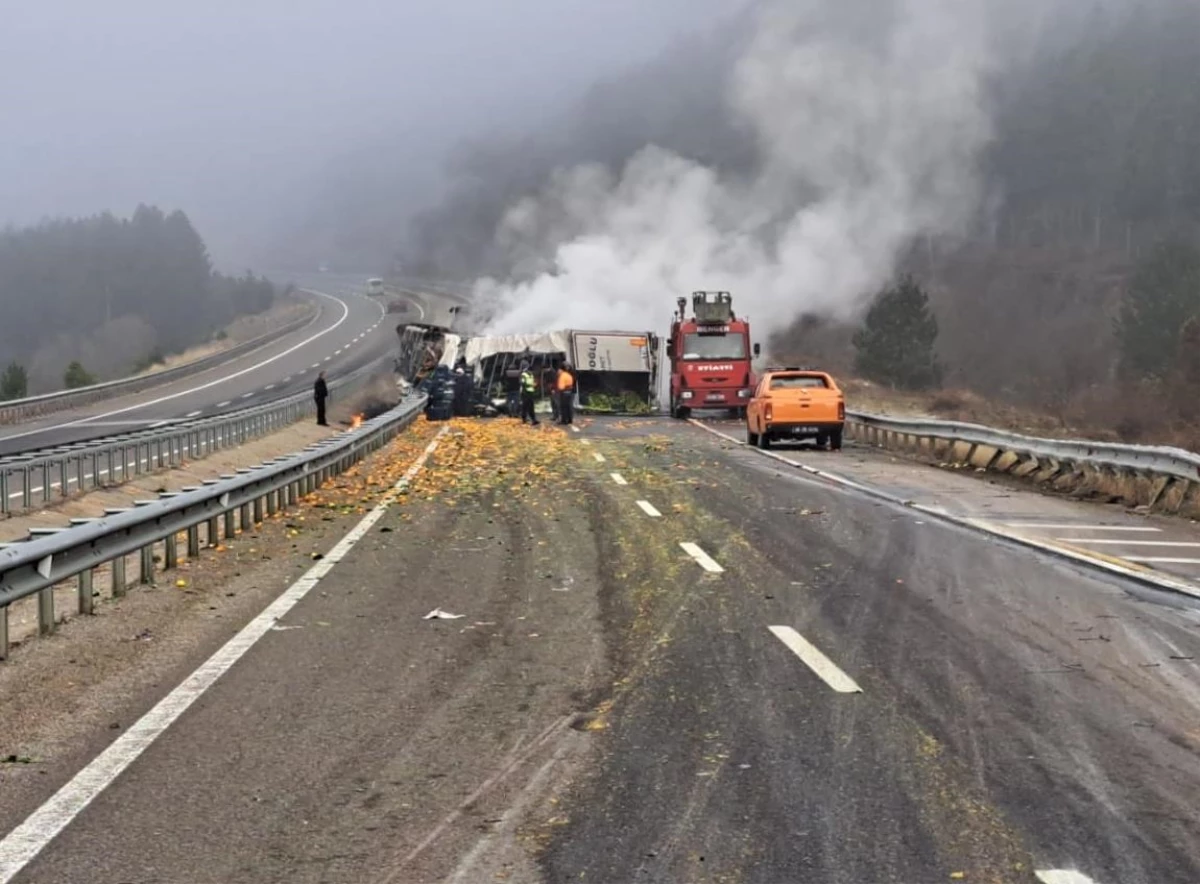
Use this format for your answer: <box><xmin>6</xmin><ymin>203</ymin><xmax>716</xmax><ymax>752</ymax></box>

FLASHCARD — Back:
<box><xmin>1116</xmin><ymin>240</ymin><xmax>1200</xmax><ymax>379</ymax></box>
<box><xmin>0</xmin><ymin>361</ymin><xmax>27</xmax><ymax>400</ymax></box>
<box><xmin>853</xmin><ymin>276</ymin><xmax>943</xmax><ymax>391</ymax></box>
<box><xmin>63</xmin><ymin>361</ymin><xmax>96</xmax><ymax>389</ymax></box>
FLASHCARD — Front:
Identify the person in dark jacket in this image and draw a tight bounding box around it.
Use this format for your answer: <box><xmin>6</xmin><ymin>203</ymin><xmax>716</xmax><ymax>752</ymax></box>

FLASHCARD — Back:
<box><xmin>314</xmin><ymin>371</ymin><xmax>329</xmax><ymax>426</ymax></box>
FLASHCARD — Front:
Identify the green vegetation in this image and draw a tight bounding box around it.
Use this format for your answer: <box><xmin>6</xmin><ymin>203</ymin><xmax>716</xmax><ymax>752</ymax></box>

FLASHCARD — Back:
<box><xmin>0</xmin><ymin>361</ymin><xmax>28</xmax><ymax>400</ymax></box>
<box><xmin>581</xmin><ymin>391</ymin><xmax>654</xmax><ymax>414</ymax></box>
<box><xmin>0</xmin><ymin>205</ymin><xmax>277</xmax><ymax>392</ymax></box>
<box><xmin>1115</xmin><ymin>241</ymin><xmax>1200</xmax><ymax>380</ymax></box>
<box><xmin>63</xmin><ymin>361</ymin><xmax>97</xmax><ymax>389</ymax></box>
<box><xmin>853</xmin><ymin>277</ymin><xmax>942</xmax><ymax>391</ymax></box>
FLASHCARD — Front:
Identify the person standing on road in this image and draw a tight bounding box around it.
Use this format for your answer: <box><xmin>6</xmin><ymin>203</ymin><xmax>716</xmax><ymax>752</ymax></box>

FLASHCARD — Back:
<box><xmin>543</xmin><ymin>364</ymin><xmax>560</xmax><ymax>423</ymax></box>
<box><xmin>556</xmin><ymin>362</ymin><xmax>576</xmax><ymax>426</ymax></box>
<box><xmin>314</xmin><ymin>371</ymin><xmax>329</xmax><ymax>426</ymax></box>
<box><xmin>519</xmin><ymin>361</ymin><xmax>540</xmax><ymax>426</ymax></box>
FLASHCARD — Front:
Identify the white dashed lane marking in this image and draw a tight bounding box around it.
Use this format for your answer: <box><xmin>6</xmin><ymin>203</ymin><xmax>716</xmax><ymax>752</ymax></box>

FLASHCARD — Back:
<box><xmin>593</xmin><ymin>453</ymin><xmax>606</xmax><ymax>463</ymax></box>
<box><xmin>609</xmin><ymin>472</ymin><xmax>627</xmax><ymax>486</ymax></box>
<box><xmin>1056</xmin><ymin>539</ymin><xmax>1200</xmax><ymax>547</ymax></box>
<box><xmin>636</xmin><ymin>500</ymin><xmax>662</xmax><ymax>518</ymax></box>
<box><xmin>768</xmin><ymin>626</ymin><xmax>862</xmax><ymax>694</ymax></box>
<box><xmin>679</xmin><ymin>542</ymin><xmax>723</xmax><ymax>573</ymax></box>
<box><xmin>1006</xmin><ymin>523</ymin><xmax>1160</xmax><ymax>532</ymax></box>
<box><xmin>1035</xmin><ymin>871</ymin><xmax>1099</xmax><ymax>884</ymax></box>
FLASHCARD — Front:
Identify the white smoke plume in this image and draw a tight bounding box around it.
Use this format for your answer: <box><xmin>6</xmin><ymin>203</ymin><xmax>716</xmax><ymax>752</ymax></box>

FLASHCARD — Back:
<box><xmin>475</xmin><ymin>0</ymin><xmax>995</xmax><ymax>337</ymax></box>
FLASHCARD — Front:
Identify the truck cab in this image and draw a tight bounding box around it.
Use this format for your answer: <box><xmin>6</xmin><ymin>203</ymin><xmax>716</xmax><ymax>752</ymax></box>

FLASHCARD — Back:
<box><xmin>668</xmin><ymin>291</ymin><xmax>759</xmax><ymax>419</ymax></box>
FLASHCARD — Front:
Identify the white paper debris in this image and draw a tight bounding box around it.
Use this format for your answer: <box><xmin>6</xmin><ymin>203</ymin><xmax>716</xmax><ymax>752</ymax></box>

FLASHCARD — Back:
<box><xmin>424</xmin><ymin>608</ymin><xmax>465</xmax><ymax>620</ymax></box>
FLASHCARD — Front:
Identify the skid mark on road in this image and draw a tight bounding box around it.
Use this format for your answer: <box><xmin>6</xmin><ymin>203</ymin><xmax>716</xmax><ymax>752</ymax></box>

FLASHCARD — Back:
<box><xmin>0</xmin><ymin>427</ymin><xmax>449</xmax><ymax>884</ymax></box>
<box><xmin>768</xmin><ymin>625</ymin><xmax>862</xmax><ymax>693</ymax></box>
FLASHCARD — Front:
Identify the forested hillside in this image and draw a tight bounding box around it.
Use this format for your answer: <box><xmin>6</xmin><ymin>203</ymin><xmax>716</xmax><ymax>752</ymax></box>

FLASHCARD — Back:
<box><xmin>0</xmin><ymin>205</ymin><xmax>276</xmax><ymax>396</ymax></box>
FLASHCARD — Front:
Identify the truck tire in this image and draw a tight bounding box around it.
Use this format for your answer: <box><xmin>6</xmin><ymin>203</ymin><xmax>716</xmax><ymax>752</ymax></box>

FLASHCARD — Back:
<box><xmin>671</xmin><ymin>399</ymin><xmax>691</xmax><ymax>420</ymax></box>
<box><xmin>757</xmin><ymin>430</ymin><xmax>771</xmax><ymax>450</ymax></box>
<box><xmin>816</xmin><ymin>433</ymin><xmax>828</xmax><ymax>449</ymax></box>
<box><xmin>746</xmin><ymin>425</ymin><xmax>758</xmax><ymax>446</ymax></box>
<box><xmin>830</xmin><ymin>428</ymin><xmax>843</xmax><ymax>451</ymax></box>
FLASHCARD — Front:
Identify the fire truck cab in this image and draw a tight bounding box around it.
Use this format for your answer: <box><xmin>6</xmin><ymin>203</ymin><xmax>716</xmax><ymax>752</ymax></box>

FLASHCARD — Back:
<box><xmin>668</xmin><ymin>291</ymin><xmax>759</xmax><ymax>419</ymax></box>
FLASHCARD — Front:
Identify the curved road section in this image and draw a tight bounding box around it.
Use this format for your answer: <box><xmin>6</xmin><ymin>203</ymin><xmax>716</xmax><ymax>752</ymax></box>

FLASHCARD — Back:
<box><xmin>0</xmin><ymin>290</ymin><xmax>393</xmax><ymax>457</ymax></box>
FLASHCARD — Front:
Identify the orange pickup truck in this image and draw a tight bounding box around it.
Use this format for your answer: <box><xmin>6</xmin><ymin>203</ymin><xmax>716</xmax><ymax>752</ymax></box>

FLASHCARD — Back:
<box><xmin>745</xmin><ymin>369</ymin><xmax>845</xmax><ymax>450</ymax></box>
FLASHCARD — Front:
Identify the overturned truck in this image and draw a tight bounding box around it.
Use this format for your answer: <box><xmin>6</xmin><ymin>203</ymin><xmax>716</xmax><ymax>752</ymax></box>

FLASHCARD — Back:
<box><xmin>396</xmin><ymin>324</ymin><xmax>660</xmax><ymax>417</ymax></box>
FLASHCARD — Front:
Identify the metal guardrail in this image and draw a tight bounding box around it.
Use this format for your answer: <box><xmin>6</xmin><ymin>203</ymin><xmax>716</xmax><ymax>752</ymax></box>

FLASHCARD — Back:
<box><xmin>0</xmin><ymin>392</ymin><xmax>425</xmax><ymax>658</ymax></box>
<box><xmin>846</xmin><ymin>410</ymin><xmax>1200</xmax><ymax>482</ymax></box>
<box><xmin>0</xmin><ymin>353</ymin><xmax>395</xmax><ymax>515</ymax></box>
<box><xmin>0</xmin><ymin>307</ymin><xmax>318</xmax><ymax>425</ymax></box>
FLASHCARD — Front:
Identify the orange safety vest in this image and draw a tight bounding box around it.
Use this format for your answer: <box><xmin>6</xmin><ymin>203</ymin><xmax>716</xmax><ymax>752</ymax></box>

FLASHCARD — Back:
<box><xmin>556</xmin><ymin>369</ymin><xmax>575</xmax><ymax>392</ymax></box>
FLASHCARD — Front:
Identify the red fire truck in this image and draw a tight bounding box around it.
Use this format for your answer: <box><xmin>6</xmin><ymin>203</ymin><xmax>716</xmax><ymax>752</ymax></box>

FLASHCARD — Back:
<box><xmin>668</xmin><ymin>291</ymin><xmax>759</xmax><ymax>419</ymax></box>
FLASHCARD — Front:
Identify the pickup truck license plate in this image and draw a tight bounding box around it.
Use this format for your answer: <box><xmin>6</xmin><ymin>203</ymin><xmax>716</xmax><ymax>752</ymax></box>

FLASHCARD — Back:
<box><xmin>791</xmin><ymin>426</ymin><xmax>819</xmax><ymax>434</ymax></box>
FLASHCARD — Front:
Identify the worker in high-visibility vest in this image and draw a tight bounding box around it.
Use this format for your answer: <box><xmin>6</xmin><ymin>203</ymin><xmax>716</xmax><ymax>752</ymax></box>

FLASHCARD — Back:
<box><xmin>556</xmin><ymin>362</ymin><xmax>576</xmax><ymax>426</ymax></box>
<box><xmin>519</xmin><ymin>361</ymin><xmax>540</xmax><ymax>426</ymax></box>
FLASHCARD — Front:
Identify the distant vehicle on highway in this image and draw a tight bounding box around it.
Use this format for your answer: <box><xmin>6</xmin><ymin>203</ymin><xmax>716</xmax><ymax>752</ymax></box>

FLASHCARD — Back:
<box><xmin>366</xmin><ymin>278</ymin><xmax>385</xmax><ymax>296</ymax></box>
<box><xmin>745</xmin><ymin>368</ymin><xmax>845</xmax><ymax>451</ymax></box>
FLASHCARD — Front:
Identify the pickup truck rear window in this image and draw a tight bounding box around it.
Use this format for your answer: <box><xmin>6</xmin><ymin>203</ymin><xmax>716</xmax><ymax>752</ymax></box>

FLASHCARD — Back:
<box><xmin>770</xmin><ymin>376</ymin><xmax>828</xmax><ymax>389</ymax></box>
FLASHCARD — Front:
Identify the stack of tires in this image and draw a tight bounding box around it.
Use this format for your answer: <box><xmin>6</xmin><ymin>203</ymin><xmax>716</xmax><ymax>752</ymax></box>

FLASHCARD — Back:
<box><xmin>425</xmin><ymin>366</ymin><xmax>456</xmax><ymax>422</ymax></box>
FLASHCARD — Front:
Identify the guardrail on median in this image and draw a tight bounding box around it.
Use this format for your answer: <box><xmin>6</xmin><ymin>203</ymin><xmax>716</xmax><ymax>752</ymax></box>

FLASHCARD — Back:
<box><xmin>0</xmin><ymin>353</ymin><xmax>395</xmax><ymax>516</ymax></box>
<box><xmin>0</xmin><ymin>392</ymin><xmax>425</xmax><ymax>659</ymax></box>
<box><xmin>0</xmin><ymin>306</ymin><xmax>317</xmax><ymax>425</ymax></box>
<box><xmin>846</xmin><ymin>410</ymin><xmax>1200</xmax><ymax>513</ymax></box>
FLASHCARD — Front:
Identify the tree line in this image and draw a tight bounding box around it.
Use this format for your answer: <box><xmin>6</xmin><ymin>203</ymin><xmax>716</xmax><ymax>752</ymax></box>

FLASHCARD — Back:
<box><xmin>0</xmin><ymin>205</ymin><xmax>277</xmax><ymax>399</ymax></box>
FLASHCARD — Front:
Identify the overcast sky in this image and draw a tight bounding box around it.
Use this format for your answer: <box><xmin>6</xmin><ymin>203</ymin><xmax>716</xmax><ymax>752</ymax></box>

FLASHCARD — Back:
<box><xmin>1</xmin><ymin>0</ymin><xmax>736</xmax><ymax>265</ymax></box>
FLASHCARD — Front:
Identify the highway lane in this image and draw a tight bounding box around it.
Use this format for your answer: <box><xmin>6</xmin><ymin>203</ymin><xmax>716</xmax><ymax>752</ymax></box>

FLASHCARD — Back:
<box><xmin>0</xmin><ymin>290</ymin><xmax>392</xmax><ymax>457</ymax></box>
<box><xmin>2</xmin><ymin>417</ymin><xmax>1198</xmax><ymax>883</ymax></box>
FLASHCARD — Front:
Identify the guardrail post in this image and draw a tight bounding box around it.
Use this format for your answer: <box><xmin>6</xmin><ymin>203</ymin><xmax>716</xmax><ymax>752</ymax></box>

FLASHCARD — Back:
<box><xmin>41</xmin><ymin>461</ymin><xmax>51</xmax><ymax>504</ymax></box>
<box><xmin>187</xmin><ymin>525</ymin><xmax>201</xmax><ymax>559</ymax></box>
<box><xmin>22</xmin><ymin>465</ymin><xmax>31</xmax><ymax>510</ymax></box>
<box><xmin>253</xmin><ymin>495</ymin><xmax>264</xmax><ymax>525</ymax></box>
<box><xmin>112</xmin><ymin>554</ymin><xmax>127</xmax><ymax>598</ymax></box>
<box><xmin>38</xmin><ymin>587</ymin><xmax>54</xmax><ymax>636</ymax></box>
<box><xmin>78</xmin><ymin>568</ymin><xmax>94</xmax><ymax>615</ymax></box>
<box><xmin>141</xmin><ymin>545</ymin><xmax>155</xmax><ymax>584</ymax></box>
<box><xmin>0</xmin><ymin>469</ymin><xmax>7</xmax><ymax>516</ymax></box>
<box><xmin>164</xmin><ymin>532</ymin><xmax>178</xmax><ymax>570</ymax></box>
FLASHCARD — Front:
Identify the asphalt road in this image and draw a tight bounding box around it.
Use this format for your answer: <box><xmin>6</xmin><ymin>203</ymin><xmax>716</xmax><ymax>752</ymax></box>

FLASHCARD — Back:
<box><xmin>2</xmin><ymin>416</ymin><xmax>1198</xmax><ymax>883</ymax></box>
<box><xmin>0</xmin><ymin>289</ymin><xmax>395</xmax><ymax>457</ymax></box>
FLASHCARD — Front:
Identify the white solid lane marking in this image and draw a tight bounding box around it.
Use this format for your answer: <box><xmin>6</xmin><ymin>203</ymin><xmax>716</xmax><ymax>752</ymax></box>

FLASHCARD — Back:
<box><xmin>610</xmin><ymin>472</ymin><xmax>627</xmax><ymax>485</ymax></box>
<box><xmin>593</xmin><ymin>452</ymin><xmax>606</xmax><ymax>463</ymax></box>
<box><xmin>1035</xmin><ymin>871</ymin><xmax>1098</xmax><ymax>884</ymax></box>
<box><xmin>680</xmin><ymin>542</ymin><xmax>723</xmax><ymax>573</ymax></box>
<box><xmin>185</xmin><ymin>410</ymin><xmax>201</xmax><ymax>418</ymax></box>
<box><xmin>1056</xmin><ymin>539</ymin><xmax>1200</xmax><ymax>547</ymax></box>
<box><xmin>0</xmin><ymin>427</ymin><xmax>449</xmax><ymax>884</ymax></box>
<box><xmin>0</xmin><ymin>291</ymin><xmax>350</xmax><ymax>444</ymax></box>
<box><xmin>1008</xmin><ymin>523</ymin><xmax>1161</xmax><ymax>532</ymax></box>
<box><xmin>768</xmin><ymin>626</ymin><xmax>862</xmax><ymax>694</ymax></box>
<box><xmin>636</xmin><ymin>500</ymin><xmax>662</xmax><ymax>518</ymax></box>
<box><xmin>1125</xmin><ymin>556</ymin><xmax>1200</xmax><ymax>564</ymax></box>
<box><xmin>216</xmin><ymin>401</ymin><xmax>231</xmax><ymax>408</ymax></box>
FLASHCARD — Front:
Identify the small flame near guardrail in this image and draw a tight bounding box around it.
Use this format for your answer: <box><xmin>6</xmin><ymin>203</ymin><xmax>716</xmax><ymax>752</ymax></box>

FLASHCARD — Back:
<box><xmin>350</xmin><ymin>413</ymin><xmax>364</xmax><ymax>429</ymax></box>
